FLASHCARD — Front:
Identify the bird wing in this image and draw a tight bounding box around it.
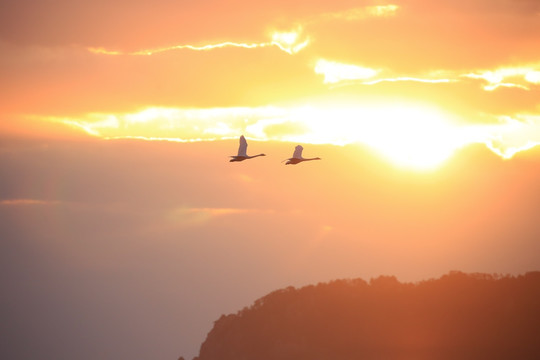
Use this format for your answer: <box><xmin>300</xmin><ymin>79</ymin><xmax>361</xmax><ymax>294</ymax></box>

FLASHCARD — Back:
<box><xmin>292</xmin><ymin>145</ymin><xmax>303</xmax><ymax>159</ymax></box>
<box><xmin>237</xmin><ymin>135</ymin><xmax>248</xmax><ymax>156</ymax></box>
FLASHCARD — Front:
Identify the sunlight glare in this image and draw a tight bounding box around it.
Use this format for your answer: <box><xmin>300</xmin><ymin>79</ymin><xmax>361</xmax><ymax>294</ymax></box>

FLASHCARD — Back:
<box><xmin>39</xmin><ymin>104</ymin><xmax>538</xmax><ymax>170</ymax></box>
<box><xmin>361</xmin><ymin>107</ymin><xmax>460</xmax><ymax>170</ymax></box>
<box><xmin>296</xmin><ymin>104</ymin><xmax>462</xmax><ymax>170</ymax></box>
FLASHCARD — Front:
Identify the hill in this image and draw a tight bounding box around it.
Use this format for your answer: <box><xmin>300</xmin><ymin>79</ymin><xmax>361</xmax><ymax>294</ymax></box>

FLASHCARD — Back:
<box><xmin>194</xmin><ymin>272</ymin><xmax>540</xmax><ymax>360</ymax></box>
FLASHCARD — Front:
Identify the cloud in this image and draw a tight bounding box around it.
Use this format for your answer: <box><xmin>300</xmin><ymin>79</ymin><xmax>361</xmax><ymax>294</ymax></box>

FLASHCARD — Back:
<box><xmin>308</xmin><ymin>4</ymin><xmax>399</xmax><ymax>23</ymax></box>
<box><xmin>314</xmin><ymin>59</ymin><xmax>380</xmax><ymax>84</ymax></box>
<box><xmin>167</xmin><ymin>207</ymin><xmax>262</xmax><ymax>226</ymax></box>
<box><xmin>0</xmin><ymin>199</ymin><xmax>60</xmax><ymax>206</ymax></box>
<box><xmin>463</xmin><ymin>65</ymin><xmax>540</xmax><ymax>91</ymax></box>
<box><xmin>87</xmin><ymin>29</ymin><xmax>310</xmax><ymax>56</ymax></box>
<box><xmin>481</xmin><ymin>114</ymin><xmax>540</xmax><ymax>158</ymax></box>
<box><xmin>73</xmin><ymin>3</ymin><xmax>400</xmax><ymax>60</ymax></box>
<box><xmin>29</xmin><ymin>103</ymin><xmax>540</xmax><ymax>169</ymax></box>
<box><xmin>312</xmin><ymin>59</ymin><xmax>540</xmax><ymax>93</ymax></box>
<box><xmin>35</xmin><ymin>106</ymin><xmax>294</xmax><ymax>140</ymax></box>
<box><xmin>360</xmin><ymin>77</ymin><xmax>455</xmax><ymax>85</ymax></box>
<box><xmin>269</xmin><ymin>28</ymin><xmax>310</xmax><ymax>54</ymax></box>
<box><xmin>367</xmin><ymin>4</ymin><xmax>400</xmax><ymax>17</ymax></box>
<box><xmin>81</xmin><ymin>3</ymin><xmax>397</xmax><ymax>58</ymax></box>
<box><xmin>2</xmin><ymin>1</ymin><xmax>540</xmax><ymax>169</ymax></box>
<box><xmin>313</xmin><ymin>59</ymin><xmax>459</xmax><ymax>87</ymax></box>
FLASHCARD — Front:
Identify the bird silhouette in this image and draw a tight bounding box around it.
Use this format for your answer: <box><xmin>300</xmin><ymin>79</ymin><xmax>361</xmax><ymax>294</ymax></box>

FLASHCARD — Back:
<box><xmin>283</xmin><ymin>145</ymin><xmax>321</xmax><ymax>165</ymax></box>
<box><xmin>229</xmin><ymin>135</ymin><xmax>266</xmax><ymax>162</ymax></box>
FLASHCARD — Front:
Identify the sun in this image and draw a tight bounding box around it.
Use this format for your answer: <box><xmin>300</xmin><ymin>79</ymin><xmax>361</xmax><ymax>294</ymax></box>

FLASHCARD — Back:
<box><xmin>294</xmin><ymin>103</ymin><xmax>463</xmax><ymax>170</ymax></box>
<box><xmin>360</xmin><ymin>106</ymin><xmax>462</xmax><ymax>170</ymax></box>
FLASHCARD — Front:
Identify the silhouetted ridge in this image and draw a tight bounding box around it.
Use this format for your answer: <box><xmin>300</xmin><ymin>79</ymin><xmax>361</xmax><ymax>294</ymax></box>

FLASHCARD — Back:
<box><xmin>195</xmin><ymin>272</ymin><xmax>540</xmax><ymax>360</ymax></box>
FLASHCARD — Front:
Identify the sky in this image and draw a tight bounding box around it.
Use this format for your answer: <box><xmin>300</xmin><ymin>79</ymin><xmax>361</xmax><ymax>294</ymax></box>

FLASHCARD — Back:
<box><xmin>1</xmin><ymin>0</ymin><xmax>540</xmax><ymax>359</ymax></box>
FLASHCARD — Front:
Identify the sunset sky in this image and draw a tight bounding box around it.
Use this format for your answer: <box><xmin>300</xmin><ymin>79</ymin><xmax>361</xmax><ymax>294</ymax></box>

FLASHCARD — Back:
<box><xmin>1</xmin><ymin>0</ymin><xmax>540</xmax><ymax>359</ymax></box>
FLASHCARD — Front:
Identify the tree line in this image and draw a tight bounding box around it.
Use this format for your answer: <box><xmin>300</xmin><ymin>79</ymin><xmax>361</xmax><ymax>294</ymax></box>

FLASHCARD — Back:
<box><xmin>192</xmin><ymin>271</ymin><xmax>540</xmax><ymax>360</ymax></box>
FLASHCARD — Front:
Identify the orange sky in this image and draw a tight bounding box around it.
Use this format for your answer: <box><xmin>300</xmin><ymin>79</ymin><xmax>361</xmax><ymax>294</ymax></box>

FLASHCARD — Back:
<box><xmin>1</xmin><ymin>1</ymin><xmax>540</xmax><ymax>359</ymax></box>
<box><xmin>1</xmin><ymin>0</ymin><xmax>539</xmax><ymax>168</ymax></box>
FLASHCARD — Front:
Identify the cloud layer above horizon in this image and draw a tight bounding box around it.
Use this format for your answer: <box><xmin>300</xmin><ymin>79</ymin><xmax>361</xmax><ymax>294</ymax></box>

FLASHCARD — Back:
<box><xmin>2</xmin><ymin>0</ymin><xmax>540</xmax><ymax>166</ymax></box>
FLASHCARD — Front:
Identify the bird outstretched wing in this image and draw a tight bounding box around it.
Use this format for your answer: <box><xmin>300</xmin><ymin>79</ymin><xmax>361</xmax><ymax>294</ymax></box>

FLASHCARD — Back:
<box><xmin>292</xmin><ymin>145</ymin><xmax>303</xmax><ymax>159</ymax></box>
<box><xmin>237</xmin><ymin>135</ymin><xmax>248</xmax><ymax>157</ymax></box>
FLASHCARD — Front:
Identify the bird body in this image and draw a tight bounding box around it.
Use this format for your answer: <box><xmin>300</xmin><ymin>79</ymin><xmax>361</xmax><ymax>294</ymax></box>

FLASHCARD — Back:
<box><xmin>229</xmin><ymin>135</ymin><xmax>266</xmax><ymax>162</ymax></box>
<box><xmin>284</xmin><ymin>145</ymin><xmax>321</xmax><ymax>165</ymax></box>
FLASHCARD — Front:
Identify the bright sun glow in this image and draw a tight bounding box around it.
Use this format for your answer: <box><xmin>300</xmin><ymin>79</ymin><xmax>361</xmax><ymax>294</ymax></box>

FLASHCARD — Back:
<box><xmin>38</xmin><ymin>104</ymin><xmax>539</xmax><ymax>171</ymax></box>
<box><xmin>358</xmin><ymin>108</ymin><xmax>459</xmax><ymax>170</ymax></box>
<box><xmin>290</xmin><ymin>104</ymin><xmax>462</xmax><ymax>170</ymax></box>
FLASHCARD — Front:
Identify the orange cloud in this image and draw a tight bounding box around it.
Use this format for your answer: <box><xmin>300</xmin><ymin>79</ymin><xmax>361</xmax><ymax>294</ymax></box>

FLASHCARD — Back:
<box><xmin>167</xmin><ymin>207</ymin><xmax>263</xmax><ymax>226</ymax></box>
<box><xmin>463</xmin><ymin>65</ymin><xmax>540</xmax><ymax>91</ymax></box>
<box><xmin>361</xmin><ymin>77</ymin><xmax>455</xmax><ymax>85</ymax></box>
<box><xmin>312</xmin><ymin>59</ymin><xmax>540</xmax><ymax>94</ymax></box>
<box><xmin>0</xmin><ymin>199</ymin><xmax>59</xmax><ymax>206</ymax></box>
<box><xmin>87</xmin><ymin>29</ymin><xmax>309</xmax><ymax>56</ymax></box>
<box><xmin>481</xmin><ymin>115</ymin><xmax>540</xmax><ymax>158</ymax></box>
<box><xmin>313</xmin><ymin>59</ymin><xmax>459</xmax><ymax>87</ymax></box>
<box><xmin>83</xmin><ymin>3</ymin><xmax>399</xmax><ymax>59</ymax></box>
<box><xmin>314</xmin><ymin>59</ymin><xmax>380</xmax><ymax>84</ymax></box>
<box><xmin>308</xmin><ymin>4</ymin><xmax>399</xmax><ymax>23</ymax></box>
<box><xmin>29</xmin><ymin>103</ymin><xmax>540</xmax><ymax>170</ymax></box>
<box><xmin>185</xmin><ymin>207</ymin><xmax>251</xmax><ymax>216</ymax></box>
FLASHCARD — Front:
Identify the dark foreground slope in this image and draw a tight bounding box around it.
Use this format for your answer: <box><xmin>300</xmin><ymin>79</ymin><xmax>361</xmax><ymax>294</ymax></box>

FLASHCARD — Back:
<box><xmin>195</xmin><ymin>272</ymin><xmax>540</xmax><ymax>360</ymax></box>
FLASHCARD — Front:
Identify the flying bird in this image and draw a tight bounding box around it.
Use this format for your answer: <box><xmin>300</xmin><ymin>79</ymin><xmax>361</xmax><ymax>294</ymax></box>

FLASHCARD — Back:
<box><xmin>283</xmin><ymin>145</ymin><xmax>321</xmax><ymax>165</ymax></box>
<box><xmin>229</xmin><ymin>135</ymin><xmax>266</xmax><ymax>162</ymax></box>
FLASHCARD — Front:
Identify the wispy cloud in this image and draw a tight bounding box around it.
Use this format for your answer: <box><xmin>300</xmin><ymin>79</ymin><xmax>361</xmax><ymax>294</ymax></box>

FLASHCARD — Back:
<box><xmin>314</xmin><ymin>59</ymin><xmax>380</xmax><ymax>84</ymax></box>
<box><xmin>182</xmin><ymin>207</ymin><xmax>251</xmax><ymax>216</ymax></box>
<box><xmin>481</xmin><ymin>115</ymin><xmax>540</xmax><ymax>158</ymax></box>
<box><xmin>313</xmin><ymin>60</ymin><xmax>540</xmax><ymax>93</ymax></box>
<box><xmin>37</xmin><ymin>106</ymin><xmax>287</xmax><ymax>140</ymax></box>
<box><xmin>87</xmin><ymin>29</ymin><xmax>309</xmax><ymax>56</ymax></box>
<box><xmin>86</xmin><ymin>4</ymin><xmax>397</xmax><ymax>58</ymax></box>
<box><xmin>361</xmin><ymin>77</ymin><xmax>455</xmax><ymax>85</ymax></box>
<box><xmin>270</xmin><ymin>28</ymin><xmax>310</xmax><ymax>54</ymax></box>
<box><xmin>0</xmin><ymin>199</ymin><xmax>60</xmax><ymax>206</ymax></box>
<box><xmin>463</xmin><ymin>66</ymin><xmax>540</xmax><ymax>91</ymax></box>
<box><xmin>313</xmin><ymin>59</ymin><xmax>457</xmax><ymax>87</ymax></box>
<box><xmin>309</xmin><ymin>4</ymin><xmax>399</xmax><ymax>23</ymax></box>
<box><xmin>366</xmin><ymin>4</ymin><xmax>400</xmax><ymax>17</ymax></box>
<box><xmin>167</xmin><ymin>206</ymin><xmax>267</xmax><ymax>226</ymax></box>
